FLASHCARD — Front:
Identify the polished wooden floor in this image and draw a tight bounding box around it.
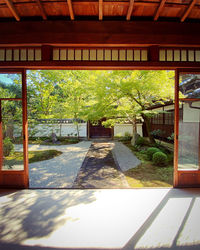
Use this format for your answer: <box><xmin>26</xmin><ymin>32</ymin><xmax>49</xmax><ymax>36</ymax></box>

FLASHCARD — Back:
<box><xmin>0</xmin><ymin>188</ymin><xmax>200</xmax><ymax>250</ymax></box>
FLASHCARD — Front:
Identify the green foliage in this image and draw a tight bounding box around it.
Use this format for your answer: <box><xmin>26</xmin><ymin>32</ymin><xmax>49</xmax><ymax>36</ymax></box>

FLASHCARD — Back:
<box><xmin>135</xmin><ymin>136</ymin><xmax>149</xmax><ymax>146</ymax></box>
<box><xmin>151</xmin><ymin>129</ymin><xmax>164</xmax><ymax>138</ymax></box>
<box><xmin>167</xmin><ymin>133</ymin><xmax>174</xmax><ymax>142</ymax></box>
<box><xmin>152</xmin><ymin>152</ymin><xmax>168</xmax><ymax>167</ymax></box>
<box><xmin>3</xmin><ymin>137</ymin><xmax>14</xmax><ymax>157</ymax></box>
<box><xmin>146</xmin><ymin>147</ymin><xmax>161</xmax><ymax>160</ymax></box>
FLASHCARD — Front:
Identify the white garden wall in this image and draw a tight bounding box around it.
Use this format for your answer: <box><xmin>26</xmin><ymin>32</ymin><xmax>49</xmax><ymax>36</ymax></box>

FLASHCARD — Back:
<box><xmin>14</xmin><ymin>123</ymin><xmax>87</xmax><ymax>137</ymax></box>
<box><xmin>14</xmin><ymin>122</ymin><xmax>143</xmax><ymax>138</ymax></box>
<box><xmin>114</xmin><ymin>124</ymin><xmax>143</xmax><ymax>137</ymax></box>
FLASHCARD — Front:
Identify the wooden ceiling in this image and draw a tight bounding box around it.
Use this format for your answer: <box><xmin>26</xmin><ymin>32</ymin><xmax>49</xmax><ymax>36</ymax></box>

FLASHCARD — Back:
<box><xmin>1</xmin><ymin>0</ymin><xmax>200</xmax><ymax>23</ymax></box>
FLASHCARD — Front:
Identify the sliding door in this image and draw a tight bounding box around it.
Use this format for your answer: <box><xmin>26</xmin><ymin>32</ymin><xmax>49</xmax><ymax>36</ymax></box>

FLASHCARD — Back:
<box><xmin>174</xmin><ymin>69</ymin><xmax>200</xmax><ymax>187</ymax></box>
<box><xmin>0</xmin><ymin>70</ymin><xmax>28</xmax><ymax>188</ymax></box>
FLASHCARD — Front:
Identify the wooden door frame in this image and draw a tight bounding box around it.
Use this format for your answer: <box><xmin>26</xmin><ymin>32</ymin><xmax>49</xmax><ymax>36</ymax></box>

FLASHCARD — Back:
<box><xmin>174</xmin><ymin>68</ymin><xmax>200</xmax><ymax>187</ymax></box>
<box><xmin>0</xmin><ymin>69</ymin><xmax>29</xmax><ymax>188</ymax></box>
<box><xmin>0</xmin><ymin>66</ymin><xmax>199</xmax><ymax>188</ymax></box>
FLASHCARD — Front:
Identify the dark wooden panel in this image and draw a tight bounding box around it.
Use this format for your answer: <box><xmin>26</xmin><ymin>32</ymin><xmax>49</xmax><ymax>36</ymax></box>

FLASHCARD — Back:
<box><xmin>89</xmin><ymin>120</ymin><xmax>112</xmax><ymax>138</ymax></box>
<box><xmin>1</xmin><ymin>21</ymin><xmax>200</xmax><ymax>46</ymax></box>
<box><xmin>0</xmin><ymin>172</ymin><xmax>26</xmax><ymax>188</ymax></box>
<box><xmin>177</xmin><ymin>172</ymin><xmax>200</xmax><ymax>187</ymax></box>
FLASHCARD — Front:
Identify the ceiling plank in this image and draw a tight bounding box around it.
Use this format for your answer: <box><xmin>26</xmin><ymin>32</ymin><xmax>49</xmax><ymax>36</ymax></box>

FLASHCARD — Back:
<box><xmin>67</xmin><ymin>0</ymin><xmax>75</xmax><ymax>20</ymax></box>
<box><xmin>99</xmin><ymin>0</ymin><xmax>103</xmax><ymax>20</ymax></box>
<box><xmin>36</xmin><ymin>0</ymin><xmax>47</xmax><ymax>20</ymax></box>
<box><xmin>126</xmin><ymin>0</ymin><xmax>134</xmax><ymax>21</ymax></box>
<box><xmin>4</xmin><ymin>0</ymin><xmax>20</xmax><ymax>21</ymax></box>
<box><xmin>154</xmin><ymin>0</ymin><xmax>166</xmax><ymax>21</ymax></box>
<box><xmin>181</xmin><ymin>0</ymin><xmax>197</xmax><ymax>22</ymax></box>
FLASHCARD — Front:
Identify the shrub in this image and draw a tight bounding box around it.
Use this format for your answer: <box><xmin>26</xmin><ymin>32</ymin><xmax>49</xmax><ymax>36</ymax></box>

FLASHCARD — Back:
<box><xmin>123</xmin><ymin>132</ymin><xmax>132</xmax><ymax>141</ymax></box>
<box><xmin>135</xmin><ymin>136</ymin><xmax>149</xmax><ymax>146</ymax></box>
<box><xmin>167</xmin><ymin>133</ymin><xmax>174</xmax><ymax>143</ymax></box>
<box><xmin>146</xmin><ymin>147</ymin><xmax>161</xmax><ymax>160</ymax></box>
<box><xmin>3</xmin><ymin>137</ymin><xmax>14</xmax><ymax>157</ymax></box>
<box><xmin>151</xmin><ymin>129</ymin><xmax>164</xmax><ymax>138</ymax></box>
<box><xmin>152</xmin><ymin>152</ymin><xmax>168</xmax><ymax>166</ymax></box>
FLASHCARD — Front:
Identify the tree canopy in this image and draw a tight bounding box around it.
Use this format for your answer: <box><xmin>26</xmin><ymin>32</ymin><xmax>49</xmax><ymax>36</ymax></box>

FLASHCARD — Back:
<box><xmin>2</xmin><ymin>70</ymin><xmax>175</xmax><ymax>141</ymax></box>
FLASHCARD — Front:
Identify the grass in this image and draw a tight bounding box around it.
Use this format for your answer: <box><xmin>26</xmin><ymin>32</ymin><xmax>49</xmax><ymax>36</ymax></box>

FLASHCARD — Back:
<box><xmin>4</xmin><ymin>150</ymin><xmax>62</xmax><ymax>168</ymax></box>
<box><xmin>14</xmin><ymin>137</ymin><xmax>80</xmax><ymax>145</ymax></box>
<box><xmin>123</xmin><ymin>141</ymin><xmax>173</xmax><ymax>188</ymax></box>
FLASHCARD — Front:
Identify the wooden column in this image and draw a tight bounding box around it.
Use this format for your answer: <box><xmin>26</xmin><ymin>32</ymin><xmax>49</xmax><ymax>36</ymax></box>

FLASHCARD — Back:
<box><xmin>173</xmin><ymin>69</ymin><xmax>179</xmax><ymax>187</ymax></box>
<box><xmin>0</xmin><ymin>101</ymin><xmax>3</xmax><ymax>170</ymax></box>
<box><xmin>22</xmin><ymin>69</ymin><xmax>29</xmax><ymax>188</ymax></box>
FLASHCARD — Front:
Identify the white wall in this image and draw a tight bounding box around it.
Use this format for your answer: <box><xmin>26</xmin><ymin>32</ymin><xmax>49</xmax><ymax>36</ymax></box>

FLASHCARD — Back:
<box><xmin>15</xmin><ymin>123</ymin><xmax>87</xmax><ymax>137</ymax></box>
<box><xmin>15</xmin><ymin>123</ymin><xmax>143</xmax><ymax>138</ymax></box>
<box><xmin>114</xmin><ymin>124</ymin><xmax>143</xmax><ymax>137</ymax></box>
<box><xmin>183</xmin><ymin>102</ymin><xmax>200</xmax><ymax>123</ymax></box>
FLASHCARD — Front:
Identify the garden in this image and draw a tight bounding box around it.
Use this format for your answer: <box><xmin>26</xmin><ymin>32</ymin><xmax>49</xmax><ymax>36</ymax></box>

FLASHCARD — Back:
<box><xmin>122</xmin><ymin>135</ymin><xmax>174</xmax><ymax>187</ymax></box>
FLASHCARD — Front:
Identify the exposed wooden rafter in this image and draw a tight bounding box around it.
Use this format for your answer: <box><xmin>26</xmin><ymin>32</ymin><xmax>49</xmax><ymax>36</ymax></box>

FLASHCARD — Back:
<box><xmin>36</xmin><ymin>0</ymin><xmax>47</xmax><ymax>20</ymax></box>
<box><xmin>99</xmin><ymin>0</ymin><xmax>103</xmax><ymax>20</ymax></box>
<box><xmin>181</xmin><ymin>0</ymin><xmax>197</xmax><ymax>22</ymax></box>
<box><xmin>4</xmin><ymin>0</ymin><xmax>20</xmax><ymax>21</ymax></box>
<box><xmin>126</xmin><ymin>0</ymin><xmax>134</xmax><ymax>21</ymax></box>
<box><xmin>67</xmin><ymin>0</ymin><xmax>75</xmax><ymax>20</ymax></box>
<box><xmin>154</xmin><ymin>0</ymin><xmax>166</xmax><ymax>21</ymax></box>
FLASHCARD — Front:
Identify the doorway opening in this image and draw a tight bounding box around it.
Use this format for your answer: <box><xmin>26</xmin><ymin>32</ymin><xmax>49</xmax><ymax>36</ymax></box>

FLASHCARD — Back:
<box><xmin>1</xmin><ymin>69</ymin><xmax>199</xmax><ymax>188</ymax></box>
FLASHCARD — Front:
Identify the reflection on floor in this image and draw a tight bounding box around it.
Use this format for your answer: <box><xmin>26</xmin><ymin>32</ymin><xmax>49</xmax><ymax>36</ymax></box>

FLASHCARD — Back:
<box><xmin>0</xmin><ymin>188</ymin><xmax>200</xmax><ymax>250</ymax></box>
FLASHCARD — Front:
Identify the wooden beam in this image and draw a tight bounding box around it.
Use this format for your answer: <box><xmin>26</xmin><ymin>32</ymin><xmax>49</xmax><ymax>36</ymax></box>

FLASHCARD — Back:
<box><xmin>4</xmin><ymin>0</ymin><xmax>20</xmax><ymax>21</ymax></box>
<box><xmin>99</xmin><ymin>0</ymin><xmax>103</xmax><ymax>20</ymax></box>
<box><xmin>1</xmin><ymin>21</ymin><xmax>200</xmax><ymax>46</ymax></box>
<box><xmin>181</xmin><ymin>0</ymin><xmax>197</xmax><ymax>22</ymax></box>
<box><xmin>36</xmin><ymin>0</ymin><xmax>47</xmax><ymax>20</ymax></box>
<box><xmin>154</xmin><ymin>0</ymin><xmax>166</xmax><ymax>21</ymax></box>
<box><xmin>67</xmin><ymin>0</ymin><xmax>75</xmax><ymax>20</ymax></box>
<box><xmin>126</xmin><ymin>0</ymin><xmax>134</xmax><ymax>21</ymax></box>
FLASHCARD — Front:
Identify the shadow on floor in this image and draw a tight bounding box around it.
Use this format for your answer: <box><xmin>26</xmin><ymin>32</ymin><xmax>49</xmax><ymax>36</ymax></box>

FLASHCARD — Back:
<box><xmin>0</xmin><ymin>188</ymin><xmax>200</xmax><ymax>250</ymax></box>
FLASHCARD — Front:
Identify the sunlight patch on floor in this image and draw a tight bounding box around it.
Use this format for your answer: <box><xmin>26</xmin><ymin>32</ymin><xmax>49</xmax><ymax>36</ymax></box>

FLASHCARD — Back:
<box><xmin>20</xmin><ymin>189</ymin><xmax>169</xmax><ymax>249</ymax></box>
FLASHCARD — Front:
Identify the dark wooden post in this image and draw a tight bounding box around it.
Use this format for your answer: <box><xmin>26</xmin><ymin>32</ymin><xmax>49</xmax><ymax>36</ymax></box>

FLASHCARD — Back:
<box><xmin>0</xmin><ymin>101</ymin><xmax>3</xmax><ymax>170</ymax></box>
<box><xmin>173</xmin><ymin>69</ymin><xmax>179</xmax><ymax>187</ymax></box>
<box><xmin>22</xmin><ymin>69</ymin><xmax>29</xmax><ymax>188</ymax></box>
<box><xmin>42</xmin><ymin>45</ymin><xmax>53</xmax><ymax>61</ymax></box>
<box><xmin>149</xmin><ymin>46</ymin><xmax>159</xmax><ymax>62</ymax></box>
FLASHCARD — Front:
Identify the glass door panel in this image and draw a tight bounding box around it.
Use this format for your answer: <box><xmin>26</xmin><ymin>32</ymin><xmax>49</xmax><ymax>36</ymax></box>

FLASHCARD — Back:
<box><xmin>0</xmin><ymin>73</ymin><xmax>22</xmax><ymax>98</ymax></box>
<box><xmin>178</xmin><ymin>73</ymin><xmax>200</xmax><ymax>171</ymax></box>
<box><xmin>1</xmin><ymin>100</ymin><xmax>24</xmax><ymax>170</ymax></box>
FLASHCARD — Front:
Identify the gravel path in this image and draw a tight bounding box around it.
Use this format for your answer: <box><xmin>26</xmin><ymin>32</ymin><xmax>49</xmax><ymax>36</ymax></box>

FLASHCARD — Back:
<box><xmin>73</xmin><ymin>141</ymin><xmax>129</xmax><ymax>188</ymax></box>
<box><xmin>14</xmin><ymin>140</ymin><xmax>140</xmax><ymax>189</ymax></box>
<box><xmin>15</xmin><ymin>141</ymin><xmax>92</xmax><ymax>188</ymax></box>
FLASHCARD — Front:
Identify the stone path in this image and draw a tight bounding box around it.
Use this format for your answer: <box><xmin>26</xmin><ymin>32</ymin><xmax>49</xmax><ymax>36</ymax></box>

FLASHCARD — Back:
<box><xmin>73</xmin><ymin>141</ymin><xmax>129</xmax><ymax>188</ymax></box>
<box><xmin>14</xmin><ymin>140</ymin><xmax>140</xmax><ymax>189</ymax></box>
<box><xmin>112</xmin><ymin>141</ymin><xmax>141</xmax><ymax>171</ymax></box>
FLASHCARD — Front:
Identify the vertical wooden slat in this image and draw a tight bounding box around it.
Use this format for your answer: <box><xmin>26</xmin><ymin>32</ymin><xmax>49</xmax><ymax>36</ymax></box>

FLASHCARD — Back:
<box><xmin>0</xmin><ymin>101</ymin><xmax>3</xmax><ymax>171</ymax></box>
<box><xmin>67</xmin><ymin>0</ymin><xmax>75</xmax><ymax>20</ymax></box>
<box><xmin>4</xmin><ymin>0</ymin><xmax>20</xmax><ymax>21</ymax></box>
<box><xmin>99</xmin><ymin>0</ymin><xmax>103</xmax><ymax>20</ymax></box>
<box><xmin>22</xmin><ymin>69</ymin><xmax>29</xmax><ymax>188</ymax></box>
<box><xmin>173</xmin><ymin>69</ymin><xmax>179</xmax><ymax>187</ymax></box>
<box><xmin>126</xmin><ymin>0</ymin><xmax>134</xmax><ymax>21</ymax></box>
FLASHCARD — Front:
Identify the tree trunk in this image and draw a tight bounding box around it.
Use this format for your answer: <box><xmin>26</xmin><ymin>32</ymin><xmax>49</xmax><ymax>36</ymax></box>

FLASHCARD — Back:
<box><xmin>142</xmin><ymin>115</ymin><xmax>156</xmax><ymax>144</ymax></box>
<box><xmin>131</xmin><ymin>118</ymin><xmax>137</xmax><ymax>146</ymax></box>
<box><xmin>74</xmin><ymin>122</ymin><xmax>80</xmax><ymax>140</ymax></box>
<box><xmin>60</xmin><ymin>123</ymin><xmax>62</xmax><ymax>137</ymax></box>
